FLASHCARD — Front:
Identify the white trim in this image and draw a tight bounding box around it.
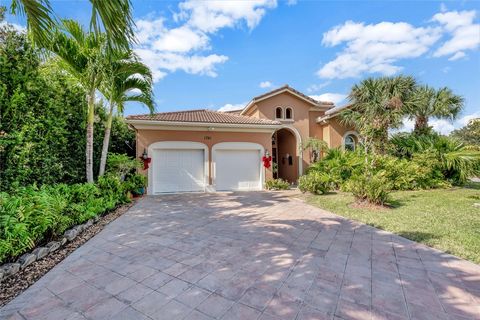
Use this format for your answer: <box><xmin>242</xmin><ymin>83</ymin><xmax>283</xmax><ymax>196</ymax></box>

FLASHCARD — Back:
<box><xmin>275</xmin><ymin>106</ymin><xmax>284</xmax><ymax>120</ymax></box>
<box><xmin>342</xmin><ymin>131</ymin><xmax>360</xmax><ymax>150</ymax></box>
<box><xmin>147</xmin><ymin>141</ymin><xmax>209</xmax><ymax>194</ymax></box>
<box><xmin>212</xmin><ymin>142</ymin><xmax>265</xmax><ymax>191</ymax></box>
<box><xmin>276</xmin><ymin>125</ymin><xmax>303</xmax><ymax>176</ymax></box>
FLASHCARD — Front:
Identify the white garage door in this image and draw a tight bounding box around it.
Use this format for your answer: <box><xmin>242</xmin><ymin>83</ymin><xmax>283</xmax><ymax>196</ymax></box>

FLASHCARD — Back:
<box><xmin>152</xmin><ymin>149</ymin><xmax>205</xmax><ymax>193</ymax></box>
<box><xmin>215</xmin><ymin>149</ymin><xmax>261</xmax><ymax>191</ymax></box>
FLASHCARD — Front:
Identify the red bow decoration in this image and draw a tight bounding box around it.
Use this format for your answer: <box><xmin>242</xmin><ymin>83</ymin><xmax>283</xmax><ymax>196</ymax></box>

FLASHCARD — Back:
<box><xmin>141</xmin><ymin>157</ymin><xmax>151</xmax><ymax>170</ymax></box>
<box><xmin>262</xmin><ymin>156</ymin><xmax>272</xmax><ymax>169</ymax></box>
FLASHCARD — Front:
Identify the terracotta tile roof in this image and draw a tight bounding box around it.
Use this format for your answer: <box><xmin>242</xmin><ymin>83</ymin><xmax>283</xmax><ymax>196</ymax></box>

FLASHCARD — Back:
<box><xmin>126</xmin><ymin>109</ymin><xmax>281</xmax><ymax>125</ymax></box>
<box><xmin>252</xmin><ymin>85</ymin><xmax>335</xmax><ymax>106</ymax></box>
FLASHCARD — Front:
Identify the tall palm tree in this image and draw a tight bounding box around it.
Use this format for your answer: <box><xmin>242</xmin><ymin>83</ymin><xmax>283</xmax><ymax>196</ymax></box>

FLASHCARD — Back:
<box><xmin>98</xmin><ymin>53</ymin><xmax>154</xmax><ymax>177</ymax></box>
<box><xmin>48</xmin><ymin>19</ymin><xmax>108</xmax><ymax>182</ymax></box>
<box><xmin>406</xmin><ymin>85</ymin><xmax>464</xmax><ymax>134</ymax></box>
<box><xmin>341</xmin><ymin>75</ymin><xmax>416</xmax><ymax>154</ymax></box>
<box><xmin>9</xmin><ymin>0</ymin><xmax>135</xmax><ymax>49</ymax></box>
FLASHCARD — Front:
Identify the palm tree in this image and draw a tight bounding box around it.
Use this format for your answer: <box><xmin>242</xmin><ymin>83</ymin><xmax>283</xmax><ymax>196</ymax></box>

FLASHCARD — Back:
<box><xmin>341</xmin><ymin>75</ymin><xmax>416</xmax><ymax>154</ymax></box>
<box><xmin>98</xmin><ymin>52</ymin><xmax>154</xmax><ymax>177</ymax></box>
<box><xmin>49</xmin><ymin>19</ymin><xmax>108</xmax><ymax>182</ymax></box>
<box><xmin>406</xmin><ymin>85</ymin><xmax>464</xmax><ymax>134</ymax></box>
<box><xmin>9</xmin><ymin>0</ymin><xmax>135</xmax><ymax>49</ymax></box>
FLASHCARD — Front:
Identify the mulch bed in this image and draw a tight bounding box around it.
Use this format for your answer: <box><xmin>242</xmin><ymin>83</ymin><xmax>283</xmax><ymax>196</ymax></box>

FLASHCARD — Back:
<box><xmin>0</xmin><ymin>201</ymin><xmax>136</xmax><ymax>307</ymax></box>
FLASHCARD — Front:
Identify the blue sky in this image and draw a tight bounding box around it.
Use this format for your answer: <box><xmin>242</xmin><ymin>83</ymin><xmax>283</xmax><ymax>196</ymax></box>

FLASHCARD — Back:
<box><xmin>4</xmin><ymin>0</ymin><xmax>480</xmax><ymax>134</ymax></box>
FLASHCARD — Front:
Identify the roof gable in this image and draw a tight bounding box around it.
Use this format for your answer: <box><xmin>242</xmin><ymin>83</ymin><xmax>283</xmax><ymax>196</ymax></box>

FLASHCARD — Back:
<box><xmin>240</xmin><ymin>85</ymin><xmax>334</xmax><ymax>115</ymax></box>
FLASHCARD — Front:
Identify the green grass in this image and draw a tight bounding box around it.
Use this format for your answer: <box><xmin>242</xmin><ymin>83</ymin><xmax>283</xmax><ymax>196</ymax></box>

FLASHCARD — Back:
<box><xmin>303</xmin><ymin>182</ymin><xmax>480</xmax><ymax>264</ymax></box>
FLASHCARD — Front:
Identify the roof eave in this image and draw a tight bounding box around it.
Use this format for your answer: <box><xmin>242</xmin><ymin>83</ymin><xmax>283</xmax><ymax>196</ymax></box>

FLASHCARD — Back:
<box><xmin>125</xmin><ymin>119</ymin><xmax>281</xmax><ymax>130</ymax></box>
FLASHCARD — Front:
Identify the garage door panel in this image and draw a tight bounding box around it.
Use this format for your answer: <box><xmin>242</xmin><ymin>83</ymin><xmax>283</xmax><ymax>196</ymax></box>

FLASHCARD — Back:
<box><xmin>215</xmin><ymin>149</ymin><xmax>261</xmax><ymax>191</ymax></box>
<box><xmin>153</xmin><ymin>149</ymin><xmax>205</xmax><ymax>193</ymax></box>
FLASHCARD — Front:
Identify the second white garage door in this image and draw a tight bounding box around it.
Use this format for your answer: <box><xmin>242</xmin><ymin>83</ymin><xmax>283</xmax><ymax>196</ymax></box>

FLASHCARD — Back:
<box><xmin>215</xmin><ymin>149</ymin><xmax>262</xmax><ymax>191</ymax></box>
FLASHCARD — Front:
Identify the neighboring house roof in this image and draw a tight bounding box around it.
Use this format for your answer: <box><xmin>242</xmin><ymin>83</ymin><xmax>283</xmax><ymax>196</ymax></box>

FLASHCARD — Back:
<box><xmin>126</xmin><ymin>109</ymin><xmax>281</xmax><ymax>125</ymax></box>
<box><xmin>316</xmin><ymin>103</ymin><xmax>352</xmax><ymax>123</ymax></box>
<box><xmin>240</xmin><ymin>84</ymin><xmax>334</xmax><ymax>116</ymax></box>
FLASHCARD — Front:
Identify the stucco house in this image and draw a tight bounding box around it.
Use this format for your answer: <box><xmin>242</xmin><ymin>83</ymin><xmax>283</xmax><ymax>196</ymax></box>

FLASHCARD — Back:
<box><xmin>126</xmin><ymin>85</ymin><xmax>359</xmax><ymax>194</ymax></box>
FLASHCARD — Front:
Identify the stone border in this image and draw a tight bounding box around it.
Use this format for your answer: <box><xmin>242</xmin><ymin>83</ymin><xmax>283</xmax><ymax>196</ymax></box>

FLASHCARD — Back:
<box><xmin>0</xmin><ymin>201</ymin><xmax>135</xmax><ymax>306</ymax></box>
<box><xmin>0</xmin><ymin>217</ymin><xmax>99</xmax><ymax>282</ymax></box>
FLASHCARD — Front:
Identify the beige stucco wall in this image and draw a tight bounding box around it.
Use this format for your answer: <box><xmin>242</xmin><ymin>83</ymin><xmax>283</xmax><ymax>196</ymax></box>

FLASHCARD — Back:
<box><xmin>135</xmin><ymin>129</ymin><xmax>274</xmax><ymax>186</ymax></box>
<box><xmin>319</xmin><ymin>118</ymin><xmax>356</xmax><ymax>148</ymax></box>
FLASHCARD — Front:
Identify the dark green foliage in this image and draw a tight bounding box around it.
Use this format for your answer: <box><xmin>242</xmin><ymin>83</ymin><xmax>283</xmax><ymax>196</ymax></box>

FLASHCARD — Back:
<box><xmin>0</xmin><ymin>178</ymin><xmax>132</xmax><ymax>263</ymax></box>
<box><xmin>0</xmin><ymin>28</ymin><xmax>135</xmax><ymax>191</ymax></box>
<box><xmin>265</xmin><ymin>178</ymin><xmax>290</xmax><ymax>190</ymax></box>
<box><xmin>299</xmin><ymin>172</ymin><xmax>333</xmax><ymax>195</ymax></box>
<box><xmin>124</xmin><ymin>173</ymin><xmax>147</xmax><ymax>195</ymax></box>
<box><xmin>105</xmin><ymin>152</ymin><xmax>141</xmax><ymax>179</ymax></box>
<box><xmin>450</xmin><ymin>119</ymin><xmax>480</xmax><ymax>147</ymax></box>
<box><xmin>344</xmin><ymin>172</ymin><xmax>391</xmax><ymax>205</ymax></box>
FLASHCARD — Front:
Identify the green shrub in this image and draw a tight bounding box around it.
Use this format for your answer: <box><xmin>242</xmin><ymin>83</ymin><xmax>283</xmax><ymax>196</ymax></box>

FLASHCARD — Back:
<box><xmin>344</xmin><ymin>172</ymin><xmax>391</xmax><ymax>205</ymax></box>
<box><xmin>265</xmin><ymin>178</ymin><xmax>290</xmax><ymax>190</ymax></box>
<box><xmin>106</xmin><ymin>153</ymin><xmax>141</xmax><ymax>180</ymax></box>
<box><xmin>299</xmin><ymin>172</ymin><xmax>332</xmax><ymax>194</ymax></box>
<box><xmin>124</xmin><ymin>174</ymin><xmax>147</xmax><ymax>195</ymax></box>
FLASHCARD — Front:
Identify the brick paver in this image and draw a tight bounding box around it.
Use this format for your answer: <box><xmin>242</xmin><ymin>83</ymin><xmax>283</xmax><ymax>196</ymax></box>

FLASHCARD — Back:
<box><xmin>1</xmin><ymin>192</ymin><xmax>479</xmax><ymax>319</ymax></box>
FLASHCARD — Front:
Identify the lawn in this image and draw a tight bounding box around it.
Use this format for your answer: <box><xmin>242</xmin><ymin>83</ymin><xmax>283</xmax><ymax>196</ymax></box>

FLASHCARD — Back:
<box><xmin>303</xmin><ymin>182</ymin><xmax>480</xmax><ymax>264</ymax></box>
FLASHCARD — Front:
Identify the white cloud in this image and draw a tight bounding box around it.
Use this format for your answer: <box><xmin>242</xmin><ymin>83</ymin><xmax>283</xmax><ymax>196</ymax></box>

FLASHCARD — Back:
<box><xmin>307</xmin><ymin>82</ymin><xmax>331</xmax><ymax>93</ymax></box>
<box><xmin>448</xmin><ymin>51</ymin><xmax>466</xmax><ymax>61</ymax></box>
<box><xmin>0</xmin><ymin>21</ymin><xmax>26</xmax><ymax>32</ymax></box>
<box><xmin>309</xmin><ymin>93</ymin><xmax>347</xmax><ymax>105</ymax></box>
<box><xmin>397</xmin><ymin>112</ymin><xmax>480</xmax><ymax>135</ymax></box>
<box><xmin>286</xmin><ymin>0</ymin><xmax>298</xmax><ymax>6</ymax></box>
<box><xmin>432</xmin><ymin>10</ymin><xmax>480</xmax><ymax>59</ymax></box>
<box><xmin>135</xmin><ymin>1</ymin><xmax>276</xmax><ymax>82</ymax></box>
<box><xmin>178</xmin><ymin>0</ymin><xmax>277</xmax><ymax>33</ymax></box>
<box><xmin>259</xmin><ymin>81</ymin><xmax>273</xmax><ymax>88</ymax></box>
<box><xmin>318</xmin><ymin>20</ymin><xmax>442</xmax><ymax>79</ymax></box>
<box><xmin>218</xmin><ymin>102</ymin><xmax>246</xmax><ymax>112</ymax></box>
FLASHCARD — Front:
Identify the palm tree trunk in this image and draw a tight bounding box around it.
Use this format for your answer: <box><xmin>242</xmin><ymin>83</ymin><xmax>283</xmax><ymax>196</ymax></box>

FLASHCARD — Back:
<box><xmin>98</xmin><ymin>102</ymin><xmax>114</xmax><ymax>177</ymax></box>
<box><xmin>414</xmin><ymin>115</ymin><xmax>429</xmax><ymax>134</ymax></box>
<box><xmin>86</xmin><ymin>90</ymin><xmax>95</xmax><ymax>183</ymax></box>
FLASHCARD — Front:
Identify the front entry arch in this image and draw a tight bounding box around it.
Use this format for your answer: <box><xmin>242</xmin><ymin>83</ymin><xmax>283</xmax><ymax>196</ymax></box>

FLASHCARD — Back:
<box><xmin>272</xmin><ymin>127</ymin><xmax>301</xmax><ymax>183</ymax></box>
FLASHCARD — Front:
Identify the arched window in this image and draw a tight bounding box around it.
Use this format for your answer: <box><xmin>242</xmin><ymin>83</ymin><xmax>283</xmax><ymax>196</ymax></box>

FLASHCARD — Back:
<box><xmin>344</xmin><ymin>134</ymin><xmax>356</xmax><ymax>151</ymax></box>
<box><xmin>275</xmin><ymin>107</ymin><xmax>283</xmax><ymax>119</ymax></box>
<box><xmin>285</xmin><ymin>107</ymin><xmax>293</xmax><ymax>120</ymax></box>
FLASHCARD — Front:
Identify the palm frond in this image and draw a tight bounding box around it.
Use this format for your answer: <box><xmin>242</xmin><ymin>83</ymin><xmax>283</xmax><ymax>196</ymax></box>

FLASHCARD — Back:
<box><xmin>10</xmin><ymin>0</ymin><xmax>55</xmax><ymax>45</ymax></box>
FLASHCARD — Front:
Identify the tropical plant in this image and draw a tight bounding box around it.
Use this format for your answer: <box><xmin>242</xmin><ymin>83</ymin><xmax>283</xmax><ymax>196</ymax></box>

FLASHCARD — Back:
<box><xmin>106</xmin><ymin>153</ymin><xmax>141</xmax><ymax>179</ymax></box>
<box><xmin>344</xmin><ymin>172</ymin><xmax>391</xmax><ymax>205</ymax></box>
<box><xmin>8</xmin><ymin>0</ymin><xmax>135</xmax><ymax>49</ymax></box>
<box><xmin>390</xmin><ymin>133</ymin><xmax>480</xmax><ymax>184</ymax></box>
<box><xmin>451</xmin><ymin>118</ymin><xmax>480</xmax><ymax>147</ymax></box>
<box><xmin>406</xmin><ymin>85</ymin><xmax>464</xmax><ymax>134</ymax></box>
<box><xmin>265</xmin><ymin>178</ymin><xmax>290</xmax><ymax>190</ymax></box>
<box><xmin>341</xmin><ymin>75</ymin><xmax>416</xmax><ymax>154</ymax></box>
<box><xmin>302</xmin><ymin>137</ymin><xmax>328</xmax><ymax>162</ymax></box>
<box><xmin>48</xmin><ymin>19</ymin><xmax>109</xmax><ymax>182</ymax></box>
<box><xmin>98</xmin><ymin>51</ymin><xmax>154</xmax><ymax>176</ymax></box>
<box><xmin>298</xmin><ymin>171</ymin><xmax>332</xmax><ymax>194</ymax></box>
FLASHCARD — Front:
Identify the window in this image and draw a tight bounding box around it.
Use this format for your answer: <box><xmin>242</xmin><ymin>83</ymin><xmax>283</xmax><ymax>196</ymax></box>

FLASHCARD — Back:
<box><xmin>285</xmin><ymin>107</ymin><xmax>293</xmax><ymax>120</ymax></box>
<box><xmin>275</xmin><ymin>107</ymin><xmax>283</xmax><ymax>119</ymax></box>
<box><xmin>344</xmin><ymin>134</ymin><xmax>356</xmax><ymax>151</ymax></box>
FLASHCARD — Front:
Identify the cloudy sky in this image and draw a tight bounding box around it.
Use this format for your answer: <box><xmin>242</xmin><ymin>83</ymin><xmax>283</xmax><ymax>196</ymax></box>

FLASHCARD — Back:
<box><xmin>4</xmin><ymin>0</ymin><xmax>480</xmax><ymax>134</ymax></box>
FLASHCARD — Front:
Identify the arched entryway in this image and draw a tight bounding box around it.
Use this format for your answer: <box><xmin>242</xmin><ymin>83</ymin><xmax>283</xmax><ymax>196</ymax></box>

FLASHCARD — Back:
<box><xmin>272</xmin><ymin>127</ymin><xmax>300</xmax><ymax>183</ymax></box>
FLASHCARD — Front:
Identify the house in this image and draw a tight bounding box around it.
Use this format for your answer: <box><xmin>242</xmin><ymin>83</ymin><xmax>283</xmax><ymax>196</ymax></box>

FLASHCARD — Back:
<box><xmin>126</xmin><ymin>85</ymin><xmax>359</xmax><ymax>194</ymax></box>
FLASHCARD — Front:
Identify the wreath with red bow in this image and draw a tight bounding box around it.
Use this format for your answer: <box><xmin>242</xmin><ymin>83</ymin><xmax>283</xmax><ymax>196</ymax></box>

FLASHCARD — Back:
<box><xmin>141</xmin><ymin>157</ymin><xmax>151</xmax><ymax>170</ymax></box>
<box><xmin>262</xmin><ymin>156</ymin><xmax>272</xmax><ymax>169</ymax></box>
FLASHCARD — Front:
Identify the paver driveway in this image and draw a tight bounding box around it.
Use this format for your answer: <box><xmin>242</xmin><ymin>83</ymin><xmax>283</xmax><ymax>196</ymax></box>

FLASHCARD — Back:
<box><xmin>1</xmin><ymin>192</ymin><xmax>479</xmax><ymax>320</ymax></box>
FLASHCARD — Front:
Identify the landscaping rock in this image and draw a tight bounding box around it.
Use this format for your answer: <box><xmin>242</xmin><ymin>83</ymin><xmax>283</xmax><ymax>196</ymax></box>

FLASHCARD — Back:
<box><xmin>60</xmin><ymin>237</ymin><xmax>68</xmax><ymax>246</ymax></box>
<box><xmin>32</xmin><ymin>247</ymin><xmax>49</xmax><ymax>260</ymax></box>
<box><xmin>2</xmin><ymin>263</ymin><xmax>20</xmax><ymax>276</ymax></box>
<box><xmin>64</xmin><ymin>229</ymin><xmax>77</xmax><ymax>241</ymax></box>
<box><xmin>17</xmin><ymin>253</ymin><xmax>36</xmax><ymax>269</ymax></box>
<box><xmin>0</xmin><ymin>269</ymin><xmax>4</xmax><ymax>283</ymax></box>
<box><xmin>46</xmin><ymin>241</ymin><xmax>60</xmax><ymax>253</ymax></box>
<box><xmin>85</xmin><ymin>219</ymin><xmax>94</xmax><ymax>228</ymax></box>
<box><xmin>93</xmin><ymin>216</ymin><xmax>100</xmax><ymax>223</ymax></box>
<box><xmin>473</xmin><ymin>203</ymin><xmax>480</xmax><ymax>208</ymax></box>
